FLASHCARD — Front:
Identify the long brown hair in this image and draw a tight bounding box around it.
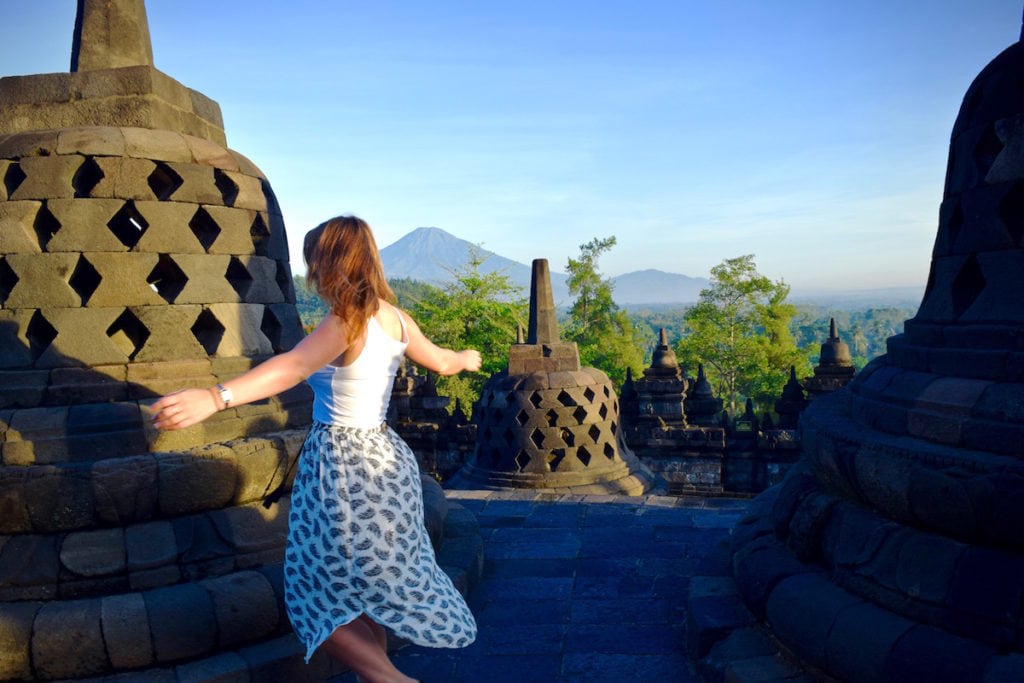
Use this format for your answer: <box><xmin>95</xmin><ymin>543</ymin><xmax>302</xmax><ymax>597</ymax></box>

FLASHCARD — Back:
<box><xmin>303</xmin><ymin>216</ymin><xmax>396</xmax><ymax>344</ymax></box>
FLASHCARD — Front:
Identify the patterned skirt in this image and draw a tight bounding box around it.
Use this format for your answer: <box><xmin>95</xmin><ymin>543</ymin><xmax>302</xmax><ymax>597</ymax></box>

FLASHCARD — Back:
<box><xmin>283</xmin><ymin>421</ymin><xmax>477</xmax><ymax>661</ymax></box>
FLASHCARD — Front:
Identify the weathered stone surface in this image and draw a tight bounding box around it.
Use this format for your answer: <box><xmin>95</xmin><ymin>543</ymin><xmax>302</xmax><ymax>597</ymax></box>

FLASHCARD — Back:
<box><xmin>9</xmin><ymin>155</ymin><xmax>81</xmax><ymax>200</ymax></box>
<box><xmin>32</xmin><ymin>598</ymin><xmax>108</xmax><ymax>679</ymax></box>
<box><xmin>60</xmin><ymin>527</ymin><xmax>125</xmax><ymax>577</ymax></box>
<box><xmin>4</xmin><ymin>253</ymin><xmax>80</xmax><ymax>307</ymax></box>
<box><xmin>208</xmin><ymin>501</ymin><xmax>288</xmax><ymax>554</ymax></box>
<box><xmin>0</xmin><ymin>201</ymin><xmax>43</xmax><ymax>253</ymax></box>
<box><xmin>123</xmin><ymin>127</ymin><xmax>193</xmax><ymax>163</ymax></box>
<box><xmin>78</xmin><ymin>252</ymin><xmax>164</xmax><ymax>307</ymax></box>
<box><xmin>126</xmin><ymin>520</ymin><xmax>178</xmax><ymax>571</ymax></box>
<box><xmin>173</xmin><ymin>652</ymin><xmax>250</xmax><ymax>683</ymax></box>
<box><xmin>202</xmin><ymin>571</ymin><xmax>279</xmax><ymax>647</ymax></box>
<box><xmin>91</xmin><ymin>155</ymin><xmax>158</xmax><ymax>199</ymax></box>
<box><xmin>101</xmin><ymin>592</ymin><xmax>154</xmax><ymax>669</ymax></box>
<box><xmin>23</xmin><ymin>464</ymin><xmax>95</xmax><ymax>531</ymax></box>
<box><xmin>35</xmin><ymin>306</ymin><xmax>133</xmax><ymax>368</ymax></box>
<box><xmin>825</xmin><ymin>601</ymin><xmax>914</xmax><ymax>682</ymax></box>
<box><xmin>184</xmin><ymin>135</ymin><xmax>239</xmax><ymax>171</ymax></box>
<box><xmin>133</xmin><ymin>200</ymin><xmax>208</xmax><ymax>253</ymax></box>
<box><xmin>45</xmin><ymin>198</ymin><xmax>130</xmax><ymax>252</ymax></box>
<box><xmin>92</xmin><ymin>454</ymin><xmax>159</xmax><ymax>524</ymax></box>
<box><xmin>145</xmin><ymin>583</ymin><xmax>217</xmax><ymax>662</ymax></box>
<box><xmin>56</xmin><ymin>126</ymin><xmax>127</xmax><ymax>156</ymax></box>
<box><xmin>0</xmin><ymin>601</ymin><xmax>39</xmax><ymax>680</ymax></box>
<box><xmin>130</xmin><ymin>304</ymin><xmax>209</xmax><ymax>362</ymax></box>
<box><xmin>158</xmin><ymin>450</ymin><xmax>237</xmax><ymax>515</ymax></box>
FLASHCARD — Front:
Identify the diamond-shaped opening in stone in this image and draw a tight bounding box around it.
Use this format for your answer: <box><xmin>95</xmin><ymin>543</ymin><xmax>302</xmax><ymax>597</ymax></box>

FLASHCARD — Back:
<box><xmin>604</xmin><ymin>442</ymin><xmax>616</xmax><ymax>459</ymax></box>
<box><xmin>598</xmin><ymin>404</ymin><xmax>609</xmax><ymax>420</ymax></box>
<box><xmin>0</xmin><ymin>258</ymin><xmax>18</xmax><ymax>306</ymax></box>
<box><xmin>573</xmin><ymin>405</ymin><xmax>587</xmax><ymax>423</ymax></box>
<box><xmin>492</xmin><ymin>407</ymin><xmax>505</xmax><ymax>421</ymax></box>
<box><xmin>582</xmin><ymin>386</ymin><xmax>596</xmax><ymax>402</ymax></box>
<box><xmin>250</xmin><ymin>214</ymin><xmax>271</xmax><ymax>257</ymax></box>
<box><xmin>588</xmin><ymin>424</ymin><xmax>601</xmax><ymax>442</ymax></box>
<box><xmin>482</xmin><ymin>426</ymin><xmax>492</xmax><ymax>442</ymax></box>
<box><xmin>189</xmin><ymin>207</ymin><xmax>222</xmax><ymax>252</ymax></box>
<box><xmin>503</xmin><ymin>392</ymin><xmax>515</xmax><ymax>405</ymax></box>
<box><xmin>214</xmin><ymin>168</ymin><xmax>239</xmax><ymax>206</ymax></box>
<box><xmin>26</xmin><ymin>310</ymin><xmax>57</xmax><ymax>359</ymax></box>
<box><xmin>69</xmin><ymin>255</ymin><xmax>101</xmax><ymax>306</ymax></box>
<box><xmin>106</xmin><ymin>309</ymin><xmax>150</xmax><ymax>360</ymax></box>
<box><xmin>107</xmin><ymin>201</ymin><xmax>149</xmax><ymax>249</ymax></box>
<box><xmin>576</xmin><ymin>445</ymin><xmax>592</xmax><ymax>467</ymax></box>
<box><xmin>602</xmin><ymin>386</ymin><xmax>611</xmax><ymax>398</ymax></box>
<box><xmin>502</xmin><ymin>428</ymin><xmax>515</xmax><ymax>444</ymax></box>
<box><xmin>146</xmin><ymin>254</ymin><xmax>188</xmax><ymax>304</ymax></box>
<box><xmin>4</xmin><ymin>163</ymin><xmax>26</xmax><ymax>197</ymax></box>
<box><xmin>514</xmin><ymin>450</ymin><xmax>531</xmax><ymax>472</ymax></box>
<box><xmin>72</xmin><ymin>157</ymin><xmax>104</xmax><ymax>198</ymax></box>
<box><xmin>226</xmin><ymin>256</ymin><xmax>253</xmax><ymax>299</ymax></box>
<box><xmin>191</xmin><ymin>308</ymin><xmax>225</xmax><ymax>355</ymax></box>
<box><xmin>973</xmin><ymin>121</ymin><xmax>1005</xmax><ymax>178</ymax></box>
<box><xmin>562</xmin><ymin>428</ymin><xmax>575</xmax><ymax>447</ymax></box>
<box><xmin>514</xmin><ymin>409</ymin><xmax>529</xmax><ymax>427</ymax></box>
<box><xmin>610</xmin><ymin>420</ymin><xmax>618</xmax><ymax>436</ymax></box>
<box><xmin>997</xmin><ymin>180</ymin><xmax>1024</xmax><ymax>245</ymax></box>
<box><xmin>261</xmin><ymin>305</ymin><xmax>283</xmax><ymax>351</ymax></box>
<box><xmin>545</xmin><ymin>409</ymin><xmax>559</xmax><ymax>427</ymax></box>
<box><xmin>951</xmin><ymin>254</ymin><xmax>986</xmax><ymax>320</ymax></box>
<box><xmin>529</xmin><ymin>391</ymin><xmax>543</xmax><ymax>409</ymax></box>
<box><xmin>530</xmin><ymin>428</ymin><xmax>545</xmax><ymax>449</ymax></box>
<box><xmin>275</xmin><ymin>260</ymin><xmax>292</xmax><ymax>299</ymax></box>
<box><xmin>147</xmin><ymin>162</ymin><xmax>183</xmax><ymax>200</ymax></box>
<box><xmin>549</xmin><ymin>448</ymin><xmax>566</xmax><ymax>472</ymax></box>
<box><xmin>33</xmin><ymin>203</ymin><xmax>61</xmax><ymax>251</ymax></box>
<box><xmin>556</xmin><ymin>389</ymin><xmax>576</xmax><ymax>407</ymax></box>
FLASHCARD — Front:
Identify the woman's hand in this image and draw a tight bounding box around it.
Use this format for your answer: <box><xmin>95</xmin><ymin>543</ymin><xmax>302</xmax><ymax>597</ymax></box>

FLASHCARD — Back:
<box><xmin>459</xmin><ymin>349</ymin><xmax>482</xmax><ymax>373</ymax></box>
<box><xmin>150</xmin><ymin>387</ymin><xmax>220</xmax><ymax>431</ymax></box>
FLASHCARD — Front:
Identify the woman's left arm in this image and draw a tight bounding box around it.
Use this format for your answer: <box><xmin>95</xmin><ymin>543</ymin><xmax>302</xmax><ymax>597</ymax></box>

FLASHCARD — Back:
<box><xmin>401</xmin><ymin>310</ymin><xmax>482</xmax><ymax>376</ymax></box>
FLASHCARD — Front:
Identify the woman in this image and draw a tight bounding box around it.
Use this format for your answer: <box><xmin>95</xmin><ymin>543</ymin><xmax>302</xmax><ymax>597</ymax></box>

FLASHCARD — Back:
<box><xmin>152</xmin><ymin>216</ymin><xmax>479</xmax><ymax>683</ymax></box>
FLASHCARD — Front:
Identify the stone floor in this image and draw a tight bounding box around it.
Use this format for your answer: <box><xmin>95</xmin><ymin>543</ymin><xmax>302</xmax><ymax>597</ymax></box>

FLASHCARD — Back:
<box><xmin>331</xmin><ymin>490</ymin><xmax>751</xmax><ymax>683</ymax></box>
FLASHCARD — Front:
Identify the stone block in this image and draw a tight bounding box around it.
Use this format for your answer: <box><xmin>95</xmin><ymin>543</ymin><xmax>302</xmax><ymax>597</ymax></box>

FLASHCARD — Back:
<box><xmin>9</xmin><ymin>154</ymin><xmax>81</xmax><ymax>200</ymax></box>
<box><xmin>91</xmin><ymin>156</ymin><xmax>158</xmax><ymax>199</ymax></box>
<box><xmin>785</xmin><ymin>491</ymin><xmax>837</xmax><ymax>563</ymax></box>
<box><xmin>207</xmin><ymin>303</ymin><xmax>274</xmax><ymax>357</ymax></box>
<box><xmin>264</xmin><ymin>303</ymin><xmax>306</xmax><ymax>352</ymax></box>
<box><xmin>174</xmin><ymin>652</ymin><xmax>250</xmax><ymax>683</ymax></box>
<box><xmin>92</xmin><ymin>454</ymin><xmax>159</xmax><ymax>524</ymax></box>
<box><xmin>129</xmin><ymin>564</ymin><xmax>181</xmax><ymax>591</ymax></box>
<box><xmin>240</xmin><ymin>632</ymin><xmax>344</xmax><ymax>683</ymax></box>
<box><xmin>0</xmin><ymin>200</ymin><xmax>43</xmax><ymax>253</ymax></box>
<box><xmin>22</xmin><ymin>463</ymin><xmax>95</xmax><ymax>531</ymax></box>
<box><xmin>130</xmin><ymin>304</ymin><xmax>209</xmax><ymax>362</ymax></box>
<box><xmin>78</xmin><ymin>252</ymin><xmax>164</xmax><ymax>307</ymax></box>
<box><xmin>202</xmin><ymin>571</ymin><xmax>279</xmax><ymax>647</ymax></box>
<box><xmin>32</xmin><ymin>306</ymin><xmax>135</xmax><ymax>368</ymax></box>
<box><xmin>60</xmin><ymin>527</ymin><xmax>125</xmax><ymax>577</ymax></box>
<box><xmin>825</xmin><ymin>600</ymin><xmax>914</xmax><ymax>682</ymax></box>
<box><xmin>122</xmin><ymin>127</ymin><xmax>193</xmax><ymax>163</ymax></box>
<box><xmin>685</xmin><ymin>593</ymin><xmax>755</xmax><ymax>657</ymax></box>
<box><xmin>202</xmin><ymin>205</ymin><xmax>256</xmax><ymax>254</ymax></box>
<box><xmin>45</xmin><ymin>198</ymin><xmax>130</xmax><ymax>252</ymax></box>
<box><xmin>126</xmin><ymin>520</ymin><xmax>178</xmax><ymax>571</ymax></box>
<box><xmin>101</xmin><ymin>592</ymin><xmax>154</xmax><ymax>669</ymax></box>
<box><xmin>208</xmin><ymin>501</ymin><xmax>288</xmax><ymax>554</ymax></box>
<box><xmin>765</xmin><ymin>573</ymin><xmax>864</xmax><ymax>669</ymax></box>
<box><xmin>0</xmin><ymin>312</ymin><xmax>39</xmax><ymax>372</ymax></box>
<box><xmin>0</xmin><ymin>130</ymin><xmax>59</xmax><ymax>158</ymax></box>
<box><xmin>56</xmin><ymin>126</ymin><xmax>126</xmax><ymax>157</ymax></box>
<box><xmin>173</xmin><ymin>512</ymin><xmax>235</xmax><ymax>565</ymax></box>
<box><xmin>4</xmin><ymin>252</ymin><xmax>79</xmax><ymax>307</ymax></box>
<box><xmin>883</xmin><ymin>624</ymin><xmax>993</xmax><ymax>683</ymax></box>
<box><xmin>239</xmin><ymin>255</ymin><xmax>285</xmax><ymax>303</ymax></box>
<box><xmin>6</xmin><ymin>405</ymin><xmax>69</xmax><ymax>448</ymax></box>
<box><xmin>46</xmin><ymin>365</ymin><xmax>128</xmax><ymax>405</ymax></box>
<box><xmin>158</xmin><ymin>450</ymin><xmax>237</xmax><ymax>515</ymax></box>
<box><xmin>163</xmin><ymin>161</ymin><xmax>221</xmax><ymax>204</ymax></box>
<box><xmin>225</xmin><ymin>171</ymin><xmax>266</xmax><ymax>212</ymax></box>
<box><xmin>732</xmin><ymin>536</ymin><xmax>820</xmax><ymax>619</ymax></box>
<box><xmin>184</xmin><ymin>134</ymin><xmax>239</xmax><ymax>170</ymax></box>
<box><xmin>145</xmin><ymin>582</ymin><xmax>218</xmax><ymax>662</ymax></box>
<box><xmin>0</xmin><ymin>601</ymin><xmax>39</xmax><ymax>680</ymax></box>
<box><xmin>32</xmin><ymin>598</ymin><xmax>107</xmax><ymax>679</ymax></box>
<box><xmin>133</xmin><ymin>200</ymin><xmax>208</xmax><ymax>253</ymax></box>
<box><xmin>160</xmin><ymin>252</ymin><xmax>236</xmax><ymax>304</ymax></box>
<box><xmin>907</xmin><ymin>467</ymin><xmax>976</xmax><ymax>538</ymax></box>
<box><xmin>232</xmin><ymin>439</ymin><xmax>291</xmax><ymax>504</ymax></box>
<box><xmin>228</xmin><ymin>150</ymin><xmax>264</xmax><ymax>179</ymax></box>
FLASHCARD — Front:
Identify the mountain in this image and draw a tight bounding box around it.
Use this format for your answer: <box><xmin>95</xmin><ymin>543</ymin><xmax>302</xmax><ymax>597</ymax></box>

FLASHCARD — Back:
<box><xmin>380</xmin><ymin>227</ymin><xmax>571</xmax><ymax>302</ymax></box>
<box><xmin>610</xmin><ymin>269</ymin><xmax>707</xmax><ymax>306</ymax></box>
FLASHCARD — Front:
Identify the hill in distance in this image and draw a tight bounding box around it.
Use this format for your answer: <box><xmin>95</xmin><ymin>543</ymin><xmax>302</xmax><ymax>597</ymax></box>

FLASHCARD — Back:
<box><xmin>379</xmin><ymin>227</ymin><xmax>708</xmax><ymax>306</ymax></box>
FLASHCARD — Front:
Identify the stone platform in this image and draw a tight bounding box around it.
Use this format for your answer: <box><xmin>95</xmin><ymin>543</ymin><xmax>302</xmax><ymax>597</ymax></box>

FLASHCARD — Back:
<box><xmin>330</xmin><ymin>490</ymin><xmax>753</xmax><ymax>683</ymax></box>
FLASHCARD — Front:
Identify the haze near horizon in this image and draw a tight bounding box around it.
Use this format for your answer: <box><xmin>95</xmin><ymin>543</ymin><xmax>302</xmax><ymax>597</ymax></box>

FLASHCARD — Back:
<box><xmin>2</xmin><ymin>1</ymin><xmax>1020</xmax><ymax>291</ymax></box>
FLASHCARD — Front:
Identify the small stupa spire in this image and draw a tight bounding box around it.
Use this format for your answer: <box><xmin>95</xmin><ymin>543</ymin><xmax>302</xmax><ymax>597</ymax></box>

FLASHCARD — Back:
<box><xmin>71</xmin><ymin>0</ymin><xmax>155</xmax><ymax>72</ymax></box>
<box><xmin>526</xmin><ymin>259</ymin><xmax>559</xmax><ymax>344</ymax></box>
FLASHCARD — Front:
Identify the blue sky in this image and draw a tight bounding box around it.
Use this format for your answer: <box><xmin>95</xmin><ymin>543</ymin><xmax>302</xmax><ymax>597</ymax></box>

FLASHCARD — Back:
<box><xmin>2</xmin><ymin>1</ymin><xmax>1021</xmax><ymax>291</ymax></box>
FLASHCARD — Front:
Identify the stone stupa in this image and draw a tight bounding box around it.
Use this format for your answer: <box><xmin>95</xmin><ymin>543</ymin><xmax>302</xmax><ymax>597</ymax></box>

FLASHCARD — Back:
<box><xmin>0</xmin><ymin>1</ymin><xmax>328</xmax><ymax>679</ymax></box>
<box><xmin>728</xmin><ymin>16</ymin><xmax>1024</xmax><ymax>682</ymax></box>
<box><xmin>450</xmin><ymin>259</ymin><xmax>654</xmax><ymax>494</ymax></box>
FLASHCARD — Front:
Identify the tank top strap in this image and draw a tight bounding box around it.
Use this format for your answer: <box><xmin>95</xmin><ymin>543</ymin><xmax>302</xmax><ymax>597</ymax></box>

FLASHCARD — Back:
<box><xmin>389</xmin><ymin>303</ymin><xmax>408</xmax><ymax>343</ymax></box>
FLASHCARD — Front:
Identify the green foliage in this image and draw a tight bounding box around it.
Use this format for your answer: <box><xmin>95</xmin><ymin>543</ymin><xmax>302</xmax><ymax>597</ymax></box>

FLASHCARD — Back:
<box><xmin>791</xmin><ymin>305</ymin><xmax>914</xmax><ymax>369</ymax></box>
<box><xmin>563</xmin><ymin>237</ymin><xmax>645</xmax><ymax>387</ymax></box>
<box><xmin>675</xmin><ymin>255</ymin><xmax>810</xmax><ymax>413</ymax></box>
<box><xmin>293</xmin><ymin>275</ymin><xmax>327</xmax><ymax>331</ymax></box>
<box><xmin>408</xmin><ymin>247</ymin><xmax>527</xmax><ymax>412</ymax></box>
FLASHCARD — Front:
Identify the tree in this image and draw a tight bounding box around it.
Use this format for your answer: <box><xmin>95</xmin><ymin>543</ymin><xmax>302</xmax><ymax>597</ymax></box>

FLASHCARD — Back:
<box><xmin>409</xmin><ymin>247</ymin><xmax>527</xmax><ymax>413</ymax></box>
<box><xmin>676</xmin><ymin>255</ymin><xmax>809</xmax><ymax>413</ymax></box>
<box><xmin>563</xmin><ymin>237</ymin><xmax>645</xmax><ymax>386</ymax></box>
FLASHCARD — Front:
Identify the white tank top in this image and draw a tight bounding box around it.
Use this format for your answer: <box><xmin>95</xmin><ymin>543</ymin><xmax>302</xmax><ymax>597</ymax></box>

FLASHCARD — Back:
<box><xmin>306</xmin><ymin>309</ymin><xmax>408</xmax><ymax>428</ymax></box>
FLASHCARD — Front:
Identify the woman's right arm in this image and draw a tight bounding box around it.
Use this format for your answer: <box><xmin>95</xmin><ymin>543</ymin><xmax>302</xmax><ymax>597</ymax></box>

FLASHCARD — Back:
<box><xmin>401</xmin><ymin>309</ymin><xmax>482</xmax><ymax>376</ymax></box>
<box><xmin>151</xmin><ymin>314</ymin><xmax>349</xmax><ymax>430</ymax></box>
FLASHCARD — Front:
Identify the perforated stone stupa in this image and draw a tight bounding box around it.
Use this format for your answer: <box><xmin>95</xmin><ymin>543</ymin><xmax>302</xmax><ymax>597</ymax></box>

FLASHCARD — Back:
<box><xmin>450</xmin><ymin>259</ymin><xmax>653</xmax><ymax>494</ymax></box>
<box><xmin>728</xmin><ymin>20</ymin><xmax>1024</xmax><ymax>682</ymax></box>
<box><xmin>0</xmin><ymin>2</ymin><xmax>319</xmax><ymax>680</ymax></box>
